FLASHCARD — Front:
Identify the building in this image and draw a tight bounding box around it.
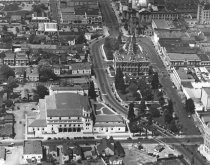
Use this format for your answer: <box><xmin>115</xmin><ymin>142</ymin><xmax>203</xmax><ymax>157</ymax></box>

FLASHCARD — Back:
<box><xmin>15</xmin><ymin>52</ymin><xmax>29</xmax><ymax>66</ymax></box>
<box><xmin>166</xmin><ymin>53</ymin><xmax>201</xmax><ymax>67</ymax></box>
<box><xmin>138</xmin><ymin>10</ymin><xmax>180</xmax><ymax>23</ymax></box>
<box><xmin>93</xmin><ymin>115</ymin><xmax>126</xmax><ymax>133</ymax></box>
<box><xmin>114</xmin><ymin>35</ymin><xmax>150</xmax><ymax>77</ymax></box>
<box><xmin>3</xmin><ymin>51</ymin><xmax>15</xmax><ymax>66</ymax></box>
<box><xmin>97</xmin><ymin>138</ymin><xmax>114</xmax><ymax>156</ymax></box>
<box><xmin>170</xmin><ymin>67</ymin><xmax>195</xmax><ymax>90</ymax></box>
<box><xmin>199</xmin><ymin>123</ymin><xmax>210</xmax><ymax>161</ymax></box>
<box><xmin>71</xmin><ymin>62</ymin><xmax>91</xmax><ymax>75</ymax></box>
<box><xmin>201</xmin><ymin>87</ymin><xmax>210</xmax><ymax>110</ymax></box>
<box><xmin>197</xmin><ymin>2</ymin><xmax>210</xmax><ymax>24</ymax></box>
<box><xmin>22</xmin><ymin>141</ymin><xmax>43</xmax><ymax>164</ymax></box>
<box><xmin>26</xmin><ymin>66</ymin><xmax>39</xmax><ymax>82</ymax></box>
<box><xmin>152</xmin><ymin>19</ymin><xmax>176</xmax><ymax>30</ymax></box>
<box><xmin>26</xmin><ymin>93</ymin><xmax>93</xmax><ymax>139</ymax></box>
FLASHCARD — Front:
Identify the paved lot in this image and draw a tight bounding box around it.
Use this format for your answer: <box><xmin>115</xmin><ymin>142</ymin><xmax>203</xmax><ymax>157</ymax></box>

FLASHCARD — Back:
<box><xmin>5</xmin><ymin>146</ymin><xmax>23</xmax><ymax>165</ymax></box>
<box><xmin>12</xmin><ymin>102</ymin><xmax>37</xmax><ymax>140</ymax></box>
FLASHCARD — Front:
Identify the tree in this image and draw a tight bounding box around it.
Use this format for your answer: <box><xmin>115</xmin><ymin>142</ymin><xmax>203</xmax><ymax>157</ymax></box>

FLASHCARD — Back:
<box><xmin>167</xmin><ymin>99</ymin><xmax>174</xmax><ymax>113</ymax></box>
<box><xmin>76</xmin><ymin>34</ymin><xmax>87</xmax><ymax>44</ymax></box>
<box><xmin>159</xmin><ymin>97</ymin><xmax>165</xmax><ymax>107</ymax></box>
<box><xmin>185</xmin><ymin>98</ymin><xmax>195</xmax><ymax>114</ymax></box>
<box><xmin>128</xmin><ymin>103</ymin><xmax>135</xmax><ymax>122</ymax></box>
<box><xmin>35</xmin><ymin>85</ymin><xmax>49</xmax><ymax>99</ymax></box>
<box><xmin>149</xmin><ymin>105</ymin><xmax>160</xmax><ymax>118</ymax></box>
<box><xmin>39</xmin><ymin>66</ymin><xmax>58</xmax><ymax>82</ymax></box>
<box><xmin>151</xmin><ymin>72</ymin><xmax>159</xmax><ymax>89</ymax></box>
<box><xmin>0</xmin><ymin>65</ymin><xmax>15</xmax><ymax>80</ymax></box>
<box><xmin>4</xmin><ymin>99</ymin><xmax>13</xmax><ymax>107</ymax></box>
<box><xmin>88</xmin><ymin>81</ymin><xmax>97</xmax><ymax>100</ymax></box>
<box><xmin>2</xmin><ymin>25</ymin><xmax>7</xmax><ymax>32</ymax></box>
<box><xmin>16</xmin><ymin>27</ymin><xmax>20</xmax><ymax>33</ymax></box>
<box><xmin>0</xmin><ymin>52</ymin><xmax>5</xmax><ymax>59</ymax></box>
<box><xmin>138</xmin><ymin>98</ymin><xmax>146</xmax><ymax>116</ymax></box>
<box><xmin>115</xmin><ymin>67</ymin><xmax>125</xmax><ymax>93</ymax></box>
<box><xmin>148</xmin><ymin>66</ymin><xmax>153</xmax><ymax>76</ymax></box>
<box><xmin>168</xmin><ymin>120</ymin><xmax>179</xmax><ymax>133</ymax></box>
<box><xmin>163</xmin><ymin>110</ymin><xmax>173</xmax><ymax>124</ymax></box>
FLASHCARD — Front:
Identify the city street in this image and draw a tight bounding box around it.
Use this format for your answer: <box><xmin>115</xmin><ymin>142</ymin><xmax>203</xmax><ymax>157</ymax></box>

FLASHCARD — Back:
<box><xmin>138</xmin><ymin>37</ymin><xmax>201</xmax><ymax>135</ymax></box>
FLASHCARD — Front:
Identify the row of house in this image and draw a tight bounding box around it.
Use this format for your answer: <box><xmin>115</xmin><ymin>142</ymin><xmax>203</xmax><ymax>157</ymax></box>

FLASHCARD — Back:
<box><xmin>22</xmin><ymin>138</ymin><xmax>125</xmax><ymax>164</ymax></box>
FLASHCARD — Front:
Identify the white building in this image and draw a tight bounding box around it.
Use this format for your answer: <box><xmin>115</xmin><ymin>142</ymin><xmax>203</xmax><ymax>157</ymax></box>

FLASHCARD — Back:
<box><xmin>49</xmin><ymin>84</ymin><xmax>89</xmax><ymax>96</ymax></box>
<box><xmin>22</xmin><ymin>141</ymin><xmax>43</xmax><ymax>164</ymax></box>
<box><xmin>199</xmin><ymin>123</ymin><xmax>210</xmax><ymax>161</ymax></box>
<box><xmin>26</xmin><ymin>93</ymin><xmax>93</xmax><ymax>139</ymax></box>
<box><xmin>93</xmin><ymin>115</ymin><xmax>126</xmax><ymax>133</ymax></box>
<box><xmin>201</xmin><ymin>87</ymin><xmax>210</xmax><ymax>110</ymax></box>
<box><xmin>170</xmin><ymin>67</ymin><xmax>195</xmax><ymax>90</ymax></box>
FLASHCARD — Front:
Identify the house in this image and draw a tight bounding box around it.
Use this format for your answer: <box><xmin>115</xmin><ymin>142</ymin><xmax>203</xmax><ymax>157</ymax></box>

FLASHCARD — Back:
<box><xmin>22</xmin><ymin>140</ymin><xmax>43</xmax><ymax>164</ymax></box>
<box><xmin>72</xmin><ymin>144</ymin><xmax>82</xmax><ymax>161</ymax></box>
<box><xmin>10</xmin><ymin>15</ymin><xmax>21</xmax><ymax>23</ymax></box>
<box><xmin>26</xmin><ymin>66</ymin><xmax>39</xmax><ymax>82</ymax></box>
<box><xmin>71</xmin><ymin>62</ymin><xmax>91</xmax><ymax>75</ymax></box>
<box><xmin>14</xmin><ymin>67</ymin><xmax>25</xmax><ymax>81</ymax></box>
<box><xmin>26</xmin><ymin>93</ymin><xmax>93</xmax><ymax>139</ymax></box>
<box><xmin>93</xmin><ymin>115</ymin><xmax>126</xmax><ymax>133</ymax></box>
<box><xmin>109</xmin><ymin>155</ymin><xmax>124</xmax><ymax>165</ymax></box>
<box><xmin>3</xmin><ymin>51</ymin><xmax>15</xmax><ymax>66</ymax></box>
<box><xmin>97</xmin><ymin>138</ymin><xmax>114</xmax><ymax>156</ymax></box>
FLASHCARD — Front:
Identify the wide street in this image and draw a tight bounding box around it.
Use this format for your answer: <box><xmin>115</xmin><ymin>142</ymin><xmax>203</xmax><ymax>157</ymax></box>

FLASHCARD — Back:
<box><xmin>138</xmin><ymin>37</ymin><xmax>200</xmax><ymax>135</ymax></box>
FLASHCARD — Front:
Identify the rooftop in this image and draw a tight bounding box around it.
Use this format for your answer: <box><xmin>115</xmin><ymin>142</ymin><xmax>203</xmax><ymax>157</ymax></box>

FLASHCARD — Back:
<box><xmin>203</xmin><ymin>87</ymin><xmax>210</xmax><ymax>95</ymax></box>
<box><xmin>168</xmin><ymin>53</ymin><xmax>200</xmax><ymax>61</ymax></box>
<box><xmin>23</xmin><ymin>141</ymin><xmax>43</xmax><ymax>155</ymax></box>
<box><xmin>152</xmin><ymin>19</ymin><xmax>175</xmax><ymax>29</ymax></box>
<box><xmin>70</xmin><ymin>62</ymin><xmax>91</xmax><ymax>70</ymax></box>
<box><xmin>46</xmin><ymin>93</ymin><xmax>90</xmax><ymax>117</ymax></box>
<box><xmin>176</xmin><ymin>68</ymin><xmax>195</xmax><ymax>80</ymax></box>
<box><xmin>95</xmin><ymin>115</ymin><xmax>124</xmax><ymax>122</ymax></box>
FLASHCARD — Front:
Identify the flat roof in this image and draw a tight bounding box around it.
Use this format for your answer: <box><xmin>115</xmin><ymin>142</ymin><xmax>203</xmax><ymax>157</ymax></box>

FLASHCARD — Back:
<box><xmin>95</xmin><ymin>115</ymin><xmax>124</xmax><ymax>122</ymax></box>
<box><xmin>153</xmin><ymin>19</ymin><xmax>174</xmax><ymax>29</ymax></box>
<box><xmin>168</xmin><ymin>53</ymin><xmax>200</xmax><ymax>61</ymax></box>
<box><xmin>46</xmin><ymin>93</ymin><xmax>90</xmax><ymax>117</ymax></box>
<box><xmin>176</xmin><ymin>68</ymin><xmax>194</xmax><ymax>80</ymax></box>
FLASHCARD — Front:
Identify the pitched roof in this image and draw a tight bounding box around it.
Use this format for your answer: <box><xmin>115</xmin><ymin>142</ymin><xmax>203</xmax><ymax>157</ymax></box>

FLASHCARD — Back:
<box><xmin>23</xmin><ymin>141</ymin><xmax>43</xmax><ymax>155</ymax></box>
<box><xmin>70</xmin><ymin>62</ymin><xmax>91</xmax><ymax>70</ymax></box>
<box><xmin>95</xmin><ymin>115</ymin><xmax>124</xmax><ymax>123</ymax></box>
<box><xmin>97</xmin><ymin>138</ymin><xmax>114</xmax><ymax>154</ymax></box>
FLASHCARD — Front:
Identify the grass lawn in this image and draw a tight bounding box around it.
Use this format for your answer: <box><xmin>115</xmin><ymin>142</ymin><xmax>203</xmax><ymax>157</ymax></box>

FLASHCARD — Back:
<box><xmin>118</xmin><ymin>90</ymin><xmax>138</xmax><ymax>102</ymax></box>
<box><xmin>101</xmin><ymin>107</ymin><xmax>114</xmax><ymax>114</ymax></box>
<box><xmin>94</xmin><ymin>103</ymin><xmax>103</xmax><ymax>110</ymax></box>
